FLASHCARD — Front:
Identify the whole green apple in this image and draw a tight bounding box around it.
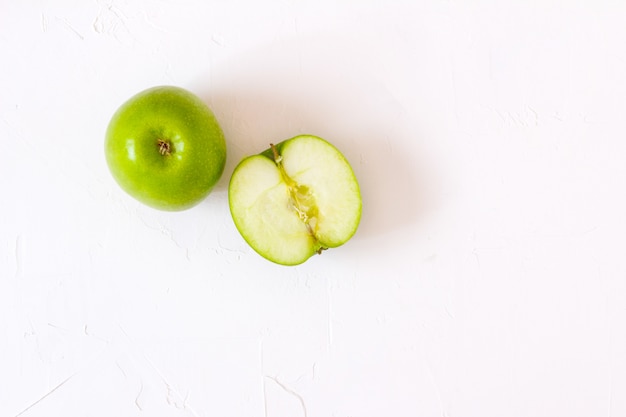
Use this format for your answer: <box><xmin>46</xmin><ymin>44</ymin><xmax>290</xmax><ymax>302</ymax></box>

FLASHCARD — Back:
<box><xmin>105</xmin><ymin>86</ymin><xmax>226</xmax><ymax>211</ymax></box>
<box><xmin>229</xmin><ymin>135</ymin><xmax>362</xmax><ymax>265</ymax></box>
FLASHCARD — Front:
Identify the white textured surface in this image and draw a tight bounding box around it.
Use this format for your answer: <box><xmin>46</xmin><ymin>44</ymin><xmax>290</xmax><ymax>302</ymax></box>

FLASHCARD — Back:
<box><xmin>2</xmin><ymin>1</ymin><xmax>626</xmax><ymax>416</ymax></box>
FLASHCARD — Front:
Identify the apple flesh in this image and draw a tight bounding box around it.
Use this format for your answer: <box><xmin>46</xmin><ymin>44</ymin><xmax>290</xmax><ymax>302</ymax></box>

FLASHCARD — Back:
<box><xmin>105</xmin><ymin>86</ymin><xmax>226</xmax><ymax>211</ymax></box>
<box><xmin>229</xmin><ymin>135</ymin><xmax>362</xmax><ymax>265</ymax></box>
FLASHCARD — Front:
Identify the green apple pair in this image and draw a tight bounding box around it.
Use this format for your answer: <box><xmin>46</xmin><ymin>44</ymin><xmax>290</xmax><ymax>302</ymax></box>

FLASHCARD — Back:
<box><xmin>105</xmin><ymin>86</ymin><xmax>361</xmax><ymax>265</ymax></box>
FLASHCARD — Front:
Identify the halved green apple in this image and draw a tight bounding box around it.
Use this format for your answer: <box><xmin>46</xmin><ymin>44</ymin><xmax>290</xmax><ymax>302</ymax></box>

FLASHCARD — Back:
<box><xmin>228</xmin><ymin>135</ymin><xmax>362</xmax><ymax>265</ymax></box>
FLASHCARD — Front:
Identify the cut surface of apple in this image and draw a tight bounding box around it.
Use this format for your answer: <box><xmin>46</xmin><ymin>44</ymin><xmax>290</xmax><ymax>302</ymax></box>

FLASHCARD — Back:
<box><xmin>229</xmin><ymin>135</ymin><xmax>362</xmax><ymax>265</ymax></box>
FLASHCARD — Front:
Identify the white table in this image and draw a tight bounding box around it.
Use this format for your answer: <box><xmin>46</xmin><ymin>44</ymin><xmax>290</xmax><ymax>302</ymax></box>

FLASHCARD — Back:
<box><xmin>2</xmin><ymin>1</ymin><xmax>625</xmax><ymax>416</ymax></box>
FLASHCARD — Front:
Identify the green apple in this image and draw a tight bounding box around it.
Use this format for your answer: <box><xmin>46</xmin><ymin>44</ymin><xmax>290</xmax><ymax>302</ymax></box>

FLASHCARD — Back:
<box><xmin>229</xmin><ymin>135</ymin><xmax>362</xmax><ymax>265</ymax></box>
<box><xmin>105</xmin><ymin>86</ymin><xmax>226</xmax><ymax>211</ymax></box>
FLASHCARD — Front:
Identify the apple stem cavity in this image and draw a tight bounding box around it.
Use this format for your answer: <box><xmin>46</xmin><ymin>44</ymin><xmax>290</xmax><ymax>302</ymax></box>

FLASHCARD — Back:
<box><xmin>157</xmin><ymin>139</ymin><xmax>172</xmax><ymax>156</ymax></box>
<box><xmin>269</xmin><ymin>143</ymin><xmax>328</xmax><ymax>255</ymax></box>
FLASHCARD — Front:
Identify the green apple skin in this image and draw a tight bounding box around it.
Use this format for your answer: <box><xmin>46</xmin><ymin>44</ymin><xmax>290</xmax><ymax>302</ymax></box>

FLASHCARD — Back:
<box><xmin>105</xmin><ymin>86</ymin><xmax>226</xmax><ymax>211</ymax></box>
<box><xmin>229</xmin><ymin>135</ymin><xmax>362</xmax><ymax>265</ymax></box>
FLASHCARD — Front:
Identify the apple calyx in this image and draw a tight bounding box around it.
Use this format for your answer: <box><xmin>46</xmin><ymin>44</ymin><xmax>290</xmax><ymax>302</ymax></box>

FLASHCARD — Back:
<box><xmin>157</xmin><ymin>139</ymin><xmax>172</xmax><ymax>156</ymax></box>
<box><xmin>269</xmin><ymin>143</ymin><xmax>328</xmax><ymax>255</ymax></box>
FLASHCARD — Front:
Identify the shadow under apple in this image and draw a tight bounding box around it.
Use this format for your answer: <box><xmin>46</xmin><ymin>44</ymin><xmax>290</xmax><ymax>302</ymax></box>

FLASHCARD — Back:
<box><xmin>192</xmin><ymin>36</ymin><xmax>440</xmax><ymax>243</ymax></box>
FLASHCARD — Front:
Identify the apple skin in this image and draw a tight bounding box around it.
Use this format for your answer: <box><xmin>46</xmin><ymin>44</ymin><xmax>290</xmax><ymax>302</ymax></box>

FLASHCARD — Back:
<box><xmin>105</xmin><ymin>86</ymin><xmax>226</xmax><ymax>211</ymax></box>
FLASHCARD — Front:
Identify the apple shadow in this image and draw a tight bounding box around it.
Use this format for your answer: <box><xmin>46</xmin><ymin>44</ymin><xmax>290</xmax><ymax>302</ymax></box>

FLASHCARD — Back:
<box><xmin>192</xmin><ymin>37</ymin><xmax>441</xmax><ymax>242</ymax></box>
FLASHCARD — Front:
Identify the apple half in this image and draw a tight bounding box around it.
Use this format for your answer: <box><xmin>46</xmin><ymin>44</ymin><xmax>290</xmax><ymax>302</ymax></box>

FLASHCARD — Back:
<box><xmin>229</xmin><ymin>135</ymin><xmax>362</xmax><ymax>265</ymax></box>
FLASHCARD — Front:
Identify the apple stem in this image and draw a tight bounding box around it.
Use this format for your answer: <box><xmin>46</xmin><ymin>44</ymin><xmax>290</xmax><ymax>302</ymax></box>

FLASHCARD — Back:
<box><xmin>270</xmin><ymin>143</ymin><xmax>282</xmax><ymax>164</ymax></box>
<box><xmin>157</xmin><ymin>139</ymin><xmax>172</xmax><ymax>156</ymax></box>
